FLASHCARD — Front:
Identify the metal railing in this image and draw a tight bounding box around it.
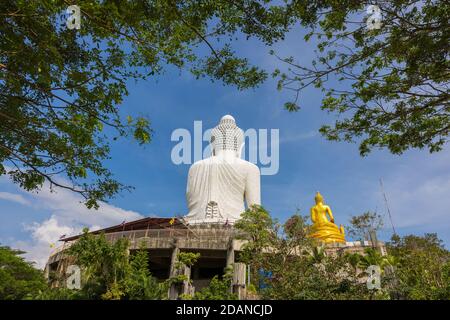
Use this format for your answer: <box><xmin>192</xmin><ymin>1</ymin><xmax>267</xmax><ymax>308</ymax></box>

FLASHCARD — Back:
<box><xmin>104</xmin><ymin>226</ymin><xmax>242</xmax><ymax>243</ymax></box>
<box><xmin>48</xmin><ymin>226</ymin><xmax>245</xmax><ymax>258</ymax></box>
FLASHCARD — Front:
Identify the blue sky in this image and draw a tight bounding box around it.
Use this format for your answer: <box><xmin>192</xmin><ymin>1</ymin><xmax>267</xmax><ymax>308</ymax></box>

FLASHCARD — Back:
<box><xmin>1</xmin><ymin>26</ymin><xmax>449</xmax><ymax>268</ymax></box>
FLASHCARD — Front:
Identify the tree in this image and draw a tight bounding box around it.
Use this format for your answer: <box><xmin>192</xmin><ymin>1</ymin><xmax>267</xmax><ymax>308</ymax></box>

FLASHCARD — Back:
<box><xmin>168</xmin><ymin>252</ymin><xmax>237</xmax><ymax>300</ymax></box>
<box><xmin>2</xmin><ymin>2</ymin><xmax>448</xmax><ymax>209</ymax></box>
<box><xmin>0</xmin><ymin>0</ymin><xmax>292</xmax><ymax>208</ymax></box>
<box><xmin>234</xmin><ymin>206</ymin><xmax>380</xmax><ymax>300</ymax></box>
<box><xmin>125</xmin><ymin>244</ymin><xmax>167</xmax><ymax>300</ymax></box>
<box><xmin>387</xmin><ymin>233</ymin><xmax>450</xmax><ymax>299</ymax></box>
<box><xmin>170</xmin><ymin>251</ymin><xmax>200</xmax><ymax>287</ymax></box>
<box><xmin>347</xmin><ymin>211</ymin><xmax>384</xmax><ymax>241</ymax></box>
<box><xmin>67</xmin><ymin>228</ymin><xmax>131</xmax><ymax>299</ymax></box>
<box><xmin>66</xmin><ymin>228</ymin><xmax>167</xmax><ymax>300</ymax></box>
<box><xmin>193</xmin><ymin>272</ymin><xmax>237</xmax><ymax>300</ymax></box>
<box><xmin>0</xmin><ymin>245</ymin><xmax>47</xmax><ymax>299</ymax></box>
<box><xmin>234</xmin><ymin>205</ymin><xmax>279</xmax><ymax>268</ymax></box>
<box><xmin>274</xmin><ymin>0</ymin><xmax>449</xmax><ymax>155</ymax></box>
<box><xmin>348</xmin><ymin>247</ymin><xmax>392</xmax><ymax>271</ymax></box>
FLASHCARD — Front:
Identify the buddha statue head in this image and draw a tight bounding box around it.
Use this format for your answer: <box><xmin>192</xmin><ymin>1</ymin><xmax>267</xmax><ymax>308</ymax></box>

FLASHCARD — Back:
<box><xmin>210</xmin><ymin>115</ymin><xmax>244</xmax><ymax>158</ymax></box>
<box><xmin>314</xmin><ymin>191</ymin><xmax>324</xmax><ymax>204</ymax></box>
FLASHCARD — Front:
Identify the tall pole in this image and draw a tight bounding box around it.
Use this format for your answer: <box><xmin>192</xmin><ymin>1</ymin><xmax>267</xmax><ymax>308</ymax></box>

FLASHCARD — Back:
<box><xmin>247</xmin><ymin>264</ymin><xmax>251</xmax><ymax>287</ymax></box>
<box><xmin>379</xmin><ymin>178</ymin><xmax>397</xmax><ymax>235</ymax></box>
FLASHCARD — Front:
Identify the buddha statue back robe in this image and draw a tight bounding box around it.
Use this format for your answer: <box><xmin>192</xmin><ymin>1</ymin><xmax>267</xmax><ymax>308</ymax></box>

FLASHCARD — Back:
<box><xmin>184</xmin><ymin>115</ymin><xmax>261</xmax><ymax>224</ymax></box>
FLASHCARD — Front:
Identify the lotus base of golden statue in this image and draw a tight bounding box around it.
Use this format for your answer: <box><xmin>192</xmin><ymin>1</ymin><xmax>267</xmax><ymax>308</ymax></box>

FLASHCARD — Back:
<box><xmin>308</xmin><ymin>223</ymin><xmax>346</xmax><ymax>244</ymax></box>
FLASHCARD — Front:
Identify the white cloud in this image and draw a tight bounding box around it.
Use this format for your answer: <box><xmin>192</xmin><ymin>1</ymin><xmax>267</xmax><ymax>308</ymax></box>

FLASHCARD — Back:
<box><xmin>24</xmin><ymin>216</ymin><xmax>75</xmax><ymax>244</ymax></box>
<box><xmin>0</xmin><ymin>192</ymin><xmax>31</xmax><ymax>206</ymax></box>
<box><xmin>15</xmin><ymin>216</ymin><xmax>76</xmax><ymax>268</ymax></box>
<box><xmin>27</xmin><ymin>182</ymin><xmax>143</xmax><ymax>230</ymax></box>
<box><xmin>1</xmin><ymin>177</ymin><xmax>144</xmax><ymax>269</ymax></box>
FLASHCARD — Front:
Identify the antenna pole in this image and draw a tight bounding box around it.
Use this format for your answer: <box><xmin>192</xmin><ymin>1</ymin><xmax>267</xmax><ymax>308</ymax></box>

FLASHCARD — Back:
<box><xmin>379</xmin><ymin>178</ymin><xmax>397</xmax><ymax>235</ymax></box>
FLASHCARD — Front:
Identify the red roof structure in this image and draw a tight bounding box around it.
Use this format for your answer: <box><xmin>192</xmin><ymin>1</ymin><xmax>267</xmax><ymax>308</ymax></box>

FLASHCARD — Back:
<box><xmin>60</xmin><ymin>217</ymin><xmax>186</xmax><ymax>242</ymax></box>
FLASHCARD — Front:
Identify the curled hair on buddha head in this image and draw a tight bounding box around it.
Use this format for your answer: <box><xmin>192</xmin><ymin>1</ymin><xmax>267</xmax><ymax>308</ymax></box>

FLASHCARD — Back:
<box><xmin>210</xmin><ymin>115</ymin><xmax>244</xmax><ymax>157</ymax></box>
<box><xmin>315</xmin><ymin>191</ymin><xmax>324</xmax><ymax>203</ymax></box>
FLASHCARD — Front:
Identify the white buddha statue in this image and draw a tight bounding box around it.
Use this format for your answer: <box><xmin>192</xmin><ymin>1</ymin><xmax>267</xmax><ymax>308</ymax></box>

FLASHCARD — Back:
<box><xmin>185</xmin><ymin>115</ymin><xmax>261</xmax><ymax>224</ymax></box>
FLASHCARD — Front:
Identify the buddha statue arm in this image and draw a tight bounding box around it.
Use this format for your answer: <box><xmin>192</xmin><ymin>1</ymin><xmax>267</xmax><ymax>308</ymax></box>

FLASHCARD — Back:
<box><xmin>244</xmin><ymin>164</ymin><xmax>261</xmax><ymax>207</ymax></box>
<box><xmin>185</xmin><ymin>166</ymin><xmax>194</xmax><ymax>207</ymax></box>
<box><xmin>325</xmin><ymin>206</ymin><xmax>335</xmax><ymax>223</ymax></box>
<box><xmin>310</xmin><ymin>207</ymin><xmax>316</xmax><ymax>224</ymax></box>
<box><xmin>186</xmin><ymin>166</ymin><xmax>194</xmax><ymax>194</ymax></box>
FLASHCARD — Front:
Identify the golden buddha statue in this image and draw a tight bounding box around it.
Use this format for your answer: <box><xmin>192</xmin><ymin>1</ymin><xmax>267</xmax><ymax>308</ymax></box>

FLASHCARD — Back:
<box><xmin>308</xmin><ymin>192</ymin><xmax>346</xmax><ymax>243</ymax></box>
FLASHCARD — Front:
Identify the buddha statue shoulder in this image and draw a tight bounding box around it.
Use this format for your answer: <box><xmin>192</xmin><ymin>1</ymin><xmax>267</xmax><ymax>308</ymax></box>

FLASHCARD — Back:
<box><xmin>308</xmin><ymin>192</ymin><xmax>346</xmax><ymax>243</ymax></box>
<box><xmin>184</xmin><ymin>115</ymin><xmax>261</xmax><ymax>224</ymax></box>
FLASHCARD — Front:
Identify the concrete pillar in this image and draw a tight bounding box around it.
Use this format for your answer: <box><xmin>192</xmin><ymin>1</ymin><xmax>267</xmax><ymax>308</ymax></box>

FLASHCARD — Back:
<box><xmin>169</xmin><ymin>243</ymin><xmax>180</xmax><ymax>278</ymax></box>
<box><xmin>43</xmin><ymin>264</ymin><xmax>50</xmax><ymax>280</ymax></box>
<box><xmin>181</xmin><ymin>266</ymin><xmax>193</xmax><ymax>296</ymax></box>
<box><xmin>226</xmin><ymin>239</ymin><xmax>235</xmax><ymax>271</ymax></box>
<box><xmin>168</xmin><ymin>241</ymin><xmax>180</xmax><ymax>299</ymax></box>
<box><xmin>232</xmin><ymin>262</ymin><xmax>247</xmax><ymax>299</ymax></box>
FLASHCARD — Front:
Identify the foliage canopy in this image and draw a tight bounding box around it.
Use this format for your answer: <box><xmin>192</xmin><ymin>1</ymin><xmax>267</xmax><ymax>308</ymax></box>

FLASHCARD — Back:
<box><xmin>274</xmin><ymin>0</ymin><xmax>449</xmax><ymax>155</ymax></box>
<box><xmin>0</xmin><ymin>0</ymin><xmax>291</xmax><ymax>207</ymax></box>
<box><xmin>0</xmin><ymin>245</ymin><xmax>47</xmax><ymax>299</ymax></box>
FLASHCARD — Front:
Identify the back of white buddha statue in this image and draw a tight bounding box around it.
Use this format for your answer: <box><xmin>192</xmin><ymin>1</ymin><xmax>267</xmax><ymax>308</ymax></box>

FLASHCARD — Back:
<box><xmin>184</xmin><ymin>115</ymin><xmax>261</xmax><ymax>224</ymax></box>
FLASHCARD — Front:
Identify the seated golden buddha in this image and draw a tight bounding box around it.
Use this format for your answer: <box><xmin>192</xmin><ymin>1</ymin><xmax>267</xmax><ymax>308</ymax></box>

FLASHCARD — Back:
<box><xmin>308</xmin><ymin>192</ymin><xmax>346</xmax><ymax>244</ymax></box>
